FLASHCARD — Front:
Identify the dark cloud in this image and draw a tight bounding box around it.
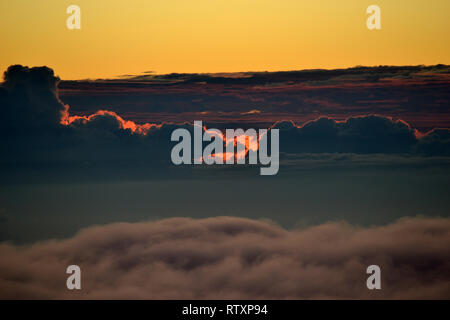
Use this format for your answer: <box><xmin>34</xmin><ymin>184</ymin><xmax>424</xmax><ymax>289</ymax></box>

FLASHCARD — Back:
<box><xmin>59</xmin><ymin>64</ymin><xmax>450</xmax><ymax>132</ymax></box>
<box><xmin>1</xmin><ymin>65</ymin><xmax>64</xmax><ymax>131</ymax></box>
<box><xmin>111</xmin><ymin>65</ymin><xmax>450</xmax><ymax>85</ymax></box>
<box><xmin>273</xmin><ymin>116</ymin><xmax>419</xmax><ymax>154</ymax></box>
<box><xmin>0</xmin><ymin>216</ymin><xmax>449</xmax><ymax>299</ymax></box>
<box><xmin>1</xmin><ymin>64</ymin><xmax>450</xmax><ymax>180</ymax></box>
<box><xmin>416</xmin><ymin>129</ymin><xmax>450</xmax><ymax>156</ymax></box>
<box><xmin>0</xmin><ymin>65</ymin><xmax>184</xmax><ymax>172</ymax></box>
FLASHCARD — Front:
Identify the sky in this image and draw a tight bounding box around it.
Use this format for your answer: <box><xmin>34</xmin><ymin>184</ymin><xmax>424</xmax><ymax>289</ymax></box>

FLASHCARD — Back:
<box><xmin>1</xmin><ymin>0</ymin><xmax>450</xmax><ymax>79</ymax></box>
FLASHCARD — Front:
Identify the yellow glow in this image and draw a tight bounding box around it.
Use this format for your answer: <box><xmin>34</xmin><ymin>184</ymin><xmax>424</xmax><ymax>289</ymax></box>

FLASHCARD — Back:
<box><xmin>1</xmin><ymin>0</ymin><xmax>449</xmax><ymax>79</ymax></box>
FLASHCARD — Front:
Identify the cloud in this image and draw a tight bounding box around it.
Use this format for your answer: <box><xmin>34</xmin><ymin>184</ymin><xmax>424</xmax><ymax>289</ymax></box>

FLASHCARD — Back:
<box><xmin>416</xmin><ymin>128</ymin><xmax>450</xmax><ymax>156</ymax></box>
<box><xmin>241</xmin><ymin>109</ymin><xmax>261</xmax><ymax>115</ymax></box>
<box><xmin>272</xmin><ymin>116</ymin><xmax>419</xmax><ymax>154</ymax></box>
<box><xmin>1</xmin><ymin>64</ymin><xmax>450</xmax><ymax>178</ymax></box>
<box><xmin>61</xmin><ymin>109</ymin><xmax>162</xmax><ymax>135</ymax></box>
<box><xmin>0</xmin><ymin>216</ymin><xmax>449</xmax><ymax>299</ymax></box>
<box><xmin>0</xmin><ymin>65</ymin><xmax>166</xmax><ymax>140</ymax></box>
<box><xmin>272</xmin><ymin>117</ymin><xmax>450</xmax><ymax>156</ymax></box>
<box><xmin>0</xmin><ymin>65</ymin><xmax>64</xmax><ymax>131</ymax></box>
<box><xmin>0</xmin><ymin>65</ymin><xmax>185</xmax><ymax>170</ymax></box>
<box><xmin>59</xmin><ymin>64</ymin><xmax>450</xmax><ymax>131</ymax></box>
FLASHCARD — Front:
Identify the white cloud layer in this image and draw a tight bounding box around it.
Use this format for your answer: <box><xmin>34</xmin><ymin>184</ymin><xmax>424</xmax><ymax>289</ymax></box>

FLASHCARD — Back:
<box><xmin>0</xmin><ymin>216</ymin><xmax>449</xmax><ymax>299</ymax></box>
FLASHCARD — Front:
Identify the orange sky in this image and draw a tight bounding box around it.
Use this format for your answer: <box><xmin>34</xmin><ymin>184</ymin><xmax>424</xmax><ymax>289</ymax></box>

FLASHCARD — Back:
<box><xmin>1</xmin><ymin>0</ymin><xmax>449</xmax><ymax>79</ymax></box>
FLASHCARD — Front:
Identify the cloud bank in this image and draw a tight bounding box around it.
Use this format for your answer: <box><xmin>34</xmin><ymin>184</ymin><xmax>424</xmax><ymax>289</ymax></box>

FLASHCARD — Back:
<box><xmin>1</xmin><ymin>64</ymin><xmax>450</xmax><ymax>174</ymax></box>
<box><xmin>273</xmin><ymin>117</ymin><xmax>450</xmax><ymax>155</ymax></box>
<box><xmin>59</xmin><ymin>65</ymin><xmax>450</xmax><ymax>131</ymax></box>
<box><xmin>0</xmin><ymin>216</ymin><xmax>449</xmax><ymax>299</ymax></box>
